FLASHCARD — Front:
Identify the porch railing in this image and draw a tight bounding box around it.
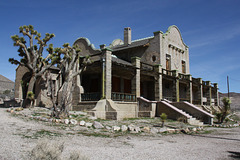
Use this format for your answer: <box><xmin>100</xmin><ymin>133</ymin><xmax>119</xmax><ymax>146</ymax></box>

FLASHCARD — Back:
<box><xmin>162</xmin><ymin>69</ymin><xmax>177</xmax><ymax>77</ymax></box>
<box><xmin>81</xmin><ymin>92</ymin><xmax>101</xmax><ymax>101</ymax></box>
<box><xmin>178</xmin><ymin>73</ymin><xmax>191</xmax><ymax>80</ymax></box>
<box><xmin>112</xmin><ymin>92</ymin><xmax>136</xmax><ymax>102</ymax></box>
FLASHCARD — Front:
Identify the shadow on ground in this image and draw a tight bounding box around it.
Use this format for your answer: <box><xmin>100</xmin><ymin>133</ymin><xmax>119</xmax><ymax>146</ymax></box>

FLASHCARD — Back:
<box><xmin>228</xmin><ymin>151</ymin><xmax>240</xmax><ymax>159</ymax></box>
<box><xmin>189</xmin><ymin>134</ymin><xmax>240</xmax><ymax>142</ymax></box>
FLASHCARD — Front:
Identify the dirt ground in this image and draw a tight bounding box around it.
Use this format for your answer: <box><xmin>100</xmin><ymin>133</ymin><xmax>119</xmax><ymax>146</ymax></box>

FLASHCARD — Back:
<box><xmin>0</xmin><ymin>108</ymin><xmax>239</xmax><ymax>160</ymax></box>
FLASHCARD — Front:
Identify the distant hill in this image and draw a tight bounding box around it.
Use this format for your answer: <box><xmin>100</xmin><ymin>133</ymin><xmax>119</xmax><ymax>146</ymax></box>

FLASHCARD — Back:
<box><xmin>0</xmin><ymin>74</ymin><xmax>14</xmax><ymax>92</ymax></box>
<box><xmin>219</xmin><ymin>92</ymin><xmax>240</xmax><ymax>111</ymax></box>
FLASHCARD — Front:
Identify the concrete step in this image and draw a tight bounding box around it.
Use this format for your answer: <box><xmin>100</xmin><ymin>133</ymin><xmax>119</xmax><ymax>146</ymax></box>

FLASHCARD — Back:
<box><xmin>188</xmin><ymin>118</ymin><xmax>204</xmax><ymax>126</ymax></box>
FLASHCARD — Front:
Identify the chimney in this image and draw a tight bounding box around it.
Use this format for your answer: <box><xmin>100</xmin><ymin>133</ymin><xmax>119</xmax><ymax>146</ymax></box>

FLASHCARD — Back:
<box><xmin>124</xmin><ymin>27</ymin><xmax>131</xmax><ymax>45</ymax></box>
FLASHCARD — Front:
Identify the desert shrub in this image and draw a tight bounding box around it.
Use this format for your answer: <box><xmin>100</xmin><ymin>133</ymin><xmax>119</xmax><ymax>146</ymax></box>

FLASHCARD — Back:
<box><xmin>69</xmin><ymin>152</ymin><xmax>89</xmax><ymax>160</ymax></box>
<box><xmin>30</xmin><ymin>140</ymin><xmax>64</xmax><ymax>160</ymax></box>
<box><xmin>30</xmin><ymin>139</ymin><xmax>89</xmax><ymax>160</ymax></box>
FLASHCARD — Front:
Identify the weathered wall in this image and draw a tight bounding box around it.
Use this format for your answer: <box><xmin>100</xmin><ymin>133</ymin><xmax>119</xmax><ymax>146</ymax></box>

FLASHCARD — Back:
<box><xmin>14</xmin><ymin>66</ymin><xmax>29</xmax><ymax>100</ymax></box>
<box><xmin>162</xmin><ymin>26</ymin><xmax>190</xmax><ymax>74</ymax></box>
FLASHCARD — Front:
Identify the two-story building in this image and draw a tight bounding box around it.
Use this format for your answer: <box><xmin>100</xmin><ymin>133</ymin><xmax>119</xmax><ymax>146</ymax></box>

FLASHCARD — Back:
<box><xmin>15</xmin><ymin>26</ymin><xmax>217</xmax><ymax>124</ymax></box>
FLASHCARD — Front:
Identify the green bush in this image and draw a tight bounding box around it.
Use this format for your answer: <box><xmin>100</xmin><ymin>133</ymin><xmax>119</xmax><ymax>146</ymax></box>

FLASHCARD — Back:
<box><xmin>160</xmin><ymin>113</ymin><xmax>167</xmax><ymax>127</ymax></box>
<box><xmin>27</xmin><ymin>91</ymin><xmax>35</xmax><ymax>100</ymax></box>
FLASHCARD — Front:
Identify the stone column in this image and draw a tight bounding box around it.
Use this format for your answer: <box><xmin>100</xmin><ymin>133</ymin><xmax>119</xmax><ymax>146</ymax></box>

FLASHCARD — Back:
<box><xmin>206</xmin><ymin>81</ymin><xmax>212</xmax><ymax>106</ymax></box>
<box><xmin>186</xmin><ymin>75</ymin><xmax>193</xmax><ymax>103</ymax></box>
<box><xmin>154</xmin><ymin>65</ymin><xmax>163</xmax><ymax>101</ymax></box>
<box><xmin>131</xmin><ymin>57</ymin><xmax>141</xmax><ymax>98</ymax></box>
<box><xmin>197</xmin><ymin>78</ymin><xmax>203</xmax><ymax>105</ymax></box>
<box><xmin>172</xmin><ymin>70</ymin><xmax>179</xmax><ymax>102</ymax></box>
<box><xmin>214</xmin><ymin>83</ymin><xmax>219</xmax><ymax>106</ymax></box>
<box><xmin>101</xmin><ymin>48</ymin><xmax>112</xmax><ymax>99</ymax></box>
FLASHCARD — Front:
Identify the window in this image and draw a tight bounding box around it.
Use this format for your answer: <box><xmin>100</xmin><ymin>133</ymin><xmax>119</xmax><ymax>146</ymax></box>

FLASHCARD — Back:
<box><xmin>182</xmin><ymin>61</ymin><xmax>186</xmax><ymax>74</ymax></box>
<box><xmin>152</xmin><ymin>55</ymin><xmax>157</xmax><ymax>62</ymax></box>
<box><xmin>166</xmin><ymin>55</ymin><xmax>171</xmax><ymax>70</ymax></box>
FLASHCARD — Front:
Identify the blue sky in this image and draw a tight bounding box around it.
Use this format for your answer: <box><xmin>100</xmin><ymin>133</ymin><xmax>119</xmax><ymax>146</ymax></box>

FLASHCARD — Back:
<box><xmin>0</xmin><ymin>0</ymin><xmax>240</xmax><ymax>93</ymax></box>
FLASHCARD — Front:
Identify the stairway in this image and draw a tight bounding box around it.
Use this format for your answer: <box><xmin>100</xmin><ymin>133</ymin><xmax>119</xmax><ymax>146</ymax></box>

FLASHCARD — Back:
<box><xmin>157</xmin><ymin>100</ymin><xmax>205</xmax><ymax>126</ymax></box>
<box><xmin>177</xmin><ymin>108</ymin><xmax>204</xmax><ymax>126</ymax></box>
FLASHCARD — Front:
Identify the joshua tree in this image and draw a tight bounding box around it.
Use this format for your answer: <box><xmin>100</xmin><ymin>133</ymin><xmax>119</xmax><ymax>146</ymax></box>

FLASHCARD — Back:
<box><xmin>220</xmin><ymin>97</ymin><xmax>231</xmax><ymax>123</ymax></box>
<box><xmin>9</xmin><ymin>25</ymin><xmax>60</xmax><ymax>107</ymax></box>
<box><xmin>160</xmin><ymin>113</ymin><xmax>167</xmax><ymax>127</ymax></box>
<box><xmin>215</xmin><ymin>97</ymin><xmax>231</xmax><ymax>123</ymax></box>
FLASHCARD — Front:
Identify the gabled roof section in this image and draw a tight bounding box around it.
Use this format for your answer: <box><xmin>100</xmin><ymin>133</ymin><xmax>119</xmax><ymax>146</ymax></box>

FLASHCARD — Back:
<box><xmin>163</xmin><ymin>25</ymin><xmax>188</xmax><ymax>48</ymax></box>
<box><xmin>73</xmin><ymin>37</ymin><xmax>101</xmax><ymax>55</ymax></box>
<box><xmin>110</xmin><ymin>37</ymin><xmax>153</xmax><ymax>52</ymax></box>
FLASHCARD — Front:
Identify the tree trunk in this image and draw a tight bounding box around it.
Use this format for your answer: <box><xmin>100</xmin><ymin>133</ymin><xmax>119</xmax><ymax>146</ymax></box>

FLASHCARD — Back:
<box><xmin>23</xmin><ymin>76</ymin><xmax>36</xmax><ymax>108</ymax></box>
<box><xmin>53</xmin><ymin>76</ymin><xmax>73</xmax><ymax>119</ymax></box>
<box><xmin>27</xmin><ymin>76</ymin><xmax>36</xmax><ymax>93</ymax></box>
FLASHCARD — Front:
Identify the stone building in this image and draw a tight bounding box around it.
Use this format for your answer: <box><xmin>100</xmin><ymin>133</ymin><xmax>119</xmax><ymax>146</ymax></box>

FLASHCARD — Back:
<box><xmin>15</xmin><ymin>26</ymin><xmax>217</xmax><ymax>124</ymax></box>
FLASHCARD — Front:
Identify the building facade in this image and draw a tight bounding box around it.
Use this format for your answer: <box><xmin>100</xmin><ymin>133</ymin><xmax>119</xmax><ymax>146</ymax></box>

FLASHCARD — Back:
<box><xmin>15</xmin><ymin>26</ymin><xmax>217</xmax><ymax>124</ymax></box>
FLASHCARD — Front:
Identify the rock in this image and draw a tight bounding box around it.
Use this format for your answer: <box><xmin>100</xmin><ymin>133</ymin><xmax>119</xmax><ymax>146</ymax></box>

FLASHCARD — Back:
<box><xmin>233</xmin><ymin>124</ymin><xmax>239</xmax><ymax>127</ymax></box>
<box><xmin>167</xmin><ymin>128</ymin><xmax>176</xmax><ymax>133</ymax></box>
<box><xmin>89</xmin><ymin>116</ymin><xmax>97</xmax><ymax>120</ymax></box>
<box><xmin>142</xmin><ymin>127</ymin><xmax>150</xmax><ymax>133</ymax></box>
<box><xmin>121</xmin><ymin>125</ymin><xmax>128</xmax><ymax>132</ymax></box>
<box><xmin>85</xmin><ymin>122</ymin><xmax>93</xmax><ymax>127</ymax></box>
<box><xmin>113</xmin><ymin>126</ymin><xmax>121</xmax><ymax>131</ymax></box>
<box><xmin>150</xmin><ymin>127</ymin><xmax>158</xmax><ymax>134</ymax></box>
<box><xmin>191</xmin><ymin>128</ymin><xmax>197</xmax><ymax>132</ymax></box>
<box><xmin>181</xmin><ymin>128</ymin><xmax>190</xmax><ymax>134</ymax></box>
<box><xmin>128</xmin><ymin>124</ymin><xmax>135</xmax><ymax>131</ymax></box>
<box><xmin>135</xmin><ymin>127</ymin><xmax>141</xmax><ymax>133</ymax></box>
<box><xmin>70</xmin><ymin>119</ymin><xmax>78</xmax><ymax>125</ymax></box>
<box><xmin>105</xmin><ymin>126</ymin><xmax>112</xmax><ymax>130</ymax></box>
<box><xmin>41</xmin><ymin>117</ymin><xmax>48</xmax><ymax>122</ymax></box>
<box><xmin>159</xmin><ymin>128</ymin><xmax>167</xmax><ymax>133</ymax></box>
<box><xmin>79</xmin><ymin>120</ymin><xmax>85</xmax><ymax>126</ymax></box>
<box><xmin>64</xmin><ymin>119</ymin><xmax>70</xmax><ymax>124</ymax></box>
<box><xmin>175</xmin><ymin>129</ymin><xmax>181</xmax><ymax>133</ymax></box>
<box><xmin>93</xmin><ymin>121</ymin><xmax>104</xmax><ymax>129</ymax></box>
<box><xmin>55</xmin><ymin>119</ymin><xmax>60</xmax><ymax>123</ymax></box>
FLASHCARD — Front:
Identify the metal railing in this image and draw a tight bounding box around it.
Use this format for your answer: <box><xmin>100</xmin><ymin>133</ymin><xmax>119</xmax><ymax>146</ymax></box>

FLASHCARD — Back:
<box><xmin>112</xmin><ymin>92</ymin><xmax>136</xmax><ymax>102</ymax></box>
<box><xmin>81</xmin><ymin>92</ymin><xmax>101</xmax><ymax>101</ymax></box>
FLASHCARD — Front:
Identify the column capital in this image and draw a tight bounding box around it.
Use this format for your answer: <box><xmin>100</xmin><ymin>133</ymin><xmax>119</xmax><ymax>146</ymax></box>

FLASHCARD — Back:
<box><xmin>131</xmin><ymin>57</ymin><xmax>141</xmax><ymax>68</ymax></box>
<box><xmin>154</xmin><ymin>64</ymin><xmax>162</xmax><ymax>73</ymax></box>
<box><xmin>206</xmin><ymin>81</ymin><xmax>211</xmax><ymax>86</ymax></box>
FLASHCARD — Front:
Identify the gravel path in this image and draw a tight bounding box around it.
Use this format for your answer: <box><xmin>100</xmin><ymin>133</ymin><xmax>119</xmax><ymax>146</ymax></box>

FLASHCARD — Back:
<box><xmin>0</xmin><ymin>108</ymin><xmax>239</xmax><ymax>160</ymax></box>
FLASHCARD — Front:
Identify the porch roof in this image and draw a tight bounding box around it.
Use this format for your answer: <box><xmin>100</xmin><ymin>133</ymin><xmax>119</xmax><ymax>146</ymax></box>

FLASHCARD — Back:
<box><xmin>112</xmin><ymin>56</ymin><xmax>133</xmax><ymax>66</ymax></box>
